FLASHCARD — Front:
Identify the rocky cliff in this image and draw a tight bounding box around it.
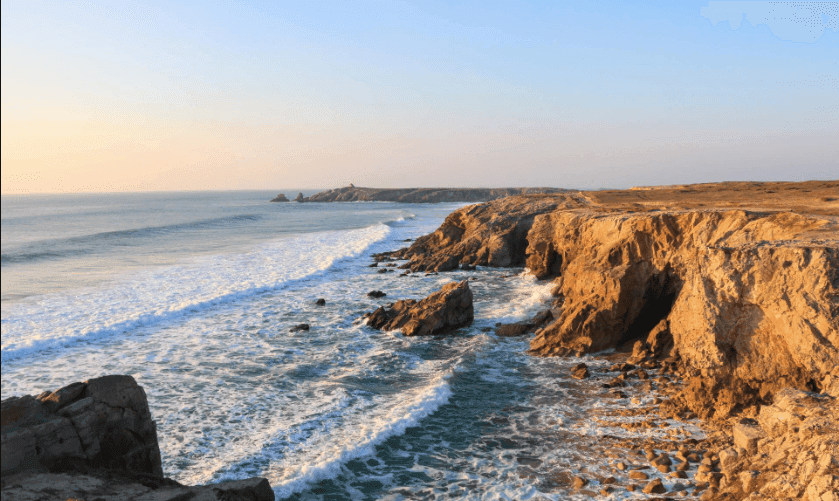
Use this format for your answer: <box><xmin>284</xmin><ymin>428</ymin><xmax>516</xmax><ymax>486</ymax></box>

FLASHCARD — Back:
<box><xmin>1</xmin><ymin>376</ymin><xmax>275</xmax><ymax>500</ymax></box>
<box><xmin>385</xmin><ymin>181</ymin><xmax>839</xmax><ymax>422</ymax></box>
<box><xmin>298</xmin><ymin>186</ymin><xmax>567</xmax><ymax>203</ymax></box>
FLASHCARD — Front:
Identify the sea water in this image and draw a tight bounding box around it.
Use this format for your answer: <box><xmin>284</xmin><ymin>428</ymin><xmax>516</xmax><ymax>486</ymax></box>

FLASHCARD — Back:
<box><xmin>1</xmin><ymin>191</ymin><xmax>703</xmax><ymax>500</ymax></box>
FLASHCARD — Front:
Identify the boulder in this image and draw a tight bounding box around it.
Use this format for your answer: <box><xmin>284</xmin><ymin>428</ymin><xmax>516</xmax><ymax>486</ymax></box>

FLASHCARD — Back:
<box><xmin>294</xmin><ymin>192</ymin><xmax>305</xmax><ymax>202</ymax></box>
<box><xmin>1</xmin><ymin>375</ymin><xmax>162</xmax><ymax>477</ymax></box>
<box><xmin>270</xmin><ymin>193</ymin><xmax>289</xmax><ymax>202</ymax></box>
<box><xmin>732</xmin><ymin>422</ymin><xmax>763</xmax><ymax>455</ymax></box>
<box><xmin>570</xmin><ymin>363</ymin><xmax>590</xmax><ymax>379</ymax></box>
<box><xmin>363</xmin><ymin>281</ymin><xmax>474</xmax><ymax>336</ymax></box>
<box><xmin>367</xmin><ymin>290</ymin><xmax>387</xmax><ymax>298</ymax></box>
<box><xmin>1</xmin><ymin>377</ymin><xmax>275</xmax><ymax>499</ymax></box>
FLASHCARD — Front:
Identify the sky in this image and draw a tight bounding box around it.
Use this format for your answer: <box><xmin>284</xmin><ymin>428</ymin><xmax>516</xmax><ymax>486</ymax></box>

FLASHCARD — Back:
<box><xmin>1</xmin><ymin>0</ymin><xmax>837</xmax><ymax>193</ymax></box>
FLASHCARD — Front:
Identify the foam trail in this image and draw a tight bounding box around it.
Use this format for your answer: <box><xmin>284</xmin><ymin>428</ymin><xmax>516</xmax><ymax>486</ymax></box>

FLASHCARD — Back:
<box><xmin>1</xmin><ymin>224</ymin><xmax>390</xmax><ymax>362</ymax></box>
<box><xmin>270</xmin><ymin>374</ymin><xmax>453</xmax><ymax>498</ymax></box>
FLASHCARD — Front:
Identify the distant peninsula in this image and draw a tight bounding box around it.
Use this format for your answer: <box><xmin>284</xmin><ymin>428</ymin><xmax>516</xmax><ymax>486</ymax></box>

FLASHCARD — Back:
<box><xmin>271</xmin><ymin>185</ymin><xmax>567</xmax><ymax>203</ymax></box>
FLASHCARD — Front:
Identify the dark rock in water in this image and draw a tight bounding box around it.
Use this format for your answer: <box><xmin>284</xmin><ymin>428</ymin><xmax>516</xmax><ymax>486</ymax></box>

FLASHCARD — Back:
<box><xmin>315</xmin><ymin>298</ymin><xmax>326</xmax><ymax>306</ymax></box>
<box><xmin>377</xmin><ymin>268</ymin><xmax>390</xmax><ymax>274</ymax></box>
<box><xmin>494</xmin><ymin>309</ymin><xmax>553</xmax><ymax>337</ymax></box>
<box><xmin>363</xmin><ymin>281</ymin><xmax>474</xmax><ymax>336</ymax></box>
<box><xmin>529</xmin><ymin>309</ymin><xmax>553</xmax><ymax>327</ymax></box>
<box><xmin>571</xmin><ymin>363</ymin><xmax>590</xmax><ymax>379</ymax></box>
<box><xmin>495</xmin><ymin>323</ymin><xmax>532</xmax><ymax>337</ymax></box>
<box><xmin>368</xmin><ymin>290</ymin><xmax>387</xmax><ymax>298</ymax></box>
<box><xmin>1</xmin><ymin>375</ymin><xmax>275</xmax><ymax>499</ymax></box>
<box><xmin>270</xmin><ymin>193</ymin><xmax>289</xmax><ymax>202</ymax></box>
<box><xmin>368</xmin><ymin>262</ymin><xmax>378</xmax><ymax>267</ymax></box>
<box><xmin>460</xmin><ymin>263</ymin><xmax>476</xmax><ymax>271</ymax></box>
<box><xmin>290</xmin><ymin>323</ymin><xmax>310</xmax><ymax>332</ymax></box>
<box><xmin>294</xmin><ymin>192</ymin><xmax>305</xmax><ymax>202</ymax></box>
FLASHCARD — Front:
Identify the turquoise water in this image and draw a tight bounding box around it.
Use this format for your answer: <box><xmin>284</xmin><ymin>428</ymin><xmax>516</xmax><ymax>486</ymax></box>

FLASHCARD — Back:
<box><xmin>1</xmin><ymin>192</ymin><xmax>702</xmax><ymax>500</ymax></box>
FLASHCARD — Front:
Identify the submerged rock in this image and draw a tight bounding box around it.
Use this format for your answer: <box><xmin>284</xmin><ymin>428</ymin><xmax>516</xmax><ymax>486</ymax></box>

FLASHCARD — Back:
<box><xmin>494</xmin><ymin>309</ymin><xmax>554</xmax><ymax>337</ymax></box>
<box><xmin>363</xmin><ymin>281</ymin><xmax>474</xmax><ymax>336</ymax></box>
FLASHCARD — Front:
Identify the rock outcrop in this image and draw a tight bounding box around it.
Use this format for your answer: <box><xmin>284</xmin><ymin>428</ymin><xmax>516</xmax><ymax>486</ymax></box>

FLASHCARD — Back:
<box><xmin>384</xmin><ymin>181</ymin><xmax>839</xmax><ymax>422</ymax></box>
<box><xmin>1</xmin><ymin>376</ymin><xmax>275</xmax><ymax>500</ymax></box>
<box><xmin>2</xmin><ymin>375</ymin><xmax>163</xmax><ymax>477</ymax></box>
<box><xmin>709</xmin><ymin>388</ymin><xmax>838</xmax><ymax>500</ymax></box>
<box><xmin>363</xmin><ymin>280</ymin><xmax>474</xmax><ymax>336</ymax></box>
<box><xmin>298</xmin><ymin>186</ymin><xmax>567</xmax><ymax>203</ymax></box>
<box><xmin>270</xmin><ymin>193</ymin><xmax>289</xmax><ymax>202</ymax></box>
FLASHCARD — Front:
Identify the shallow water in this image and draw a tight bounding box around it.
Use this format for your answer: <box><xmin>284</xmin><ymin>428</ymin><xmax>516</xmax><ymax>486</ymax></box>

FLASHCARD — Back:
<box><xmin>1</xmin><ymin>192</ymin><xmax>704</xmax><ymax>500</ymax></box>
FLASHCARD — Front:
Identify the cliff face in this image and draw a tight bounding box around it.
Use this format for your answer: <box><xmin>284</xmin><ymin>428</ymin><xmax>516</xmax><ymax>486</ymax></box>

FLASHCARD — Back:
<box><xmin>386</xmin><ymin>181</ymin><xmax>839</xmax><ymax>420</ymax></box>
<box><xmin>301</xmin><ymin>186</ymin><xmax>567</xmax><ymax>203</ymax></box>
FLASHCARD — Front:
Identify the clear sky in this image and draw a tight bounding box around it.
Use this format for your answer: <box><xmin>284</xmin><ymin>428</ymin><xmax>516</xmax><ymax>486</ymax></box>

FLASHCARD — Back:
<box><xmin>1</xmin><ymin>1</ymin><xmax>837</xmax><ymax>193</ymax></box>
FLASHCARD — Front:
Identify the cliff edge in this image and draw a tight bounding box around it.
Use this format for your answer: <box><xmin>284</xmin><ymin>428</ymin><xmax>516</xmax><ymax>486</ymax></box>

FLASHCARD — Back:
<box><xmin>385</xmin><ymin>181</ymin><xmax>839</xmax><ymax>421</ymax></box>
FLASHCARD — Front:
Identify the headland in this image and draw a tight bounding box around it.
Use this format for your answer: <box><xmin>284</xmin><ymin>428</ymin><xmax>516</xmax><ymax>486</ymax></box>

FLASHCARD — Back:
<box><xmin>377</xmin><ymin>179</ymin><xmax>839</xmax><ymax>499</ymax></box>
<box><xmin>272</xmin><ymin>186</ymin><xmax>568</xmax><ymax>203</ymax></box>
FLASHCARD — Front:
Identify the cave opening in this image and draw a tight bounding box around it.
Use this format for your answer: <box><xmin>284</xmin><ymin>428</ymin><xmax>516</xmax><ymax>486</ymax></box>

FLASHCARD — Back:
<box><xmin>617</xmin><ymin>268</ymin><xmax>682</xmax><ymax>349</ymax></box>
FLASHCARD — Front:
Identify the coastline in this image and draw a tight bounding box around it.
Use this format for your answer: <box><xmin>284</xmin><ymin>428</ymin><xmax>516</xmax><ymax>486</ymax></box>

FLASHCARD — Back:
<box><xmin>377</xmin><ymin>179</ymin><xmax>838</xmax><ymax>500</ymax></box>
<box><xmin>2</xmin><ymin>180</ymin><xmax>837</xmax><ymax>500</ymax></box>
<box><xmin>273</xmin><ymin>186</ymin><xmax>569</xmax><ymax>203</ymax></box>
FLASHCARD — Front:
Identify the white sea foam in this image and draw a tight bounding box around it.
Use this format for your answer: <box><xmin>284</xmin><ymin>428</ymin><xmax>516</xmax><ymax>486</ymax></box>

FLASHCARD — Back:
<box><xmin>475</xmin><ymin>272</ymin><xmax>554</xmax><ymax>324</ymax></box>
<box><xmin>268</xmin><ymin>372</ymin><xmax>453</xmax><ymax>498</ymax></box>
<box><xmin>0</xmin><ymin>224</ymin><xmax>390</xmax><ymax>362</ymax></box>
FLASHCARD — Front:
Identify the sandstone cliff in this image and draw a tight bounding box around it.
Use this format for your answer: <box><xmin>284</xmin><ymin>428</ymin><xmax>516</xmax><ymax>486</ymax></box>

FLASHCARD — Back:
<box><xmin>385</xmin><ymin>181</ymin><xmax>839</xmax><ymax>421</ymax></box>
<box><xmin>299</xmin><ymin>186</ymin><xmax>567</xmax><ymax>203</ymax></box>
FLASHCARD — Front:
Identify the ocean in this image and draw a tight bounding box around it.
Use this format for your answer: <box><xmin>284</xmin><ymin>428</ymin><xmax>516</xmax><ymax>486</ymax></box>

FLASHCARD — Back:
<box><xmin>1</xmin><ymin>191</ymin><xmax>702</xmax><ymax>500</ymax></box>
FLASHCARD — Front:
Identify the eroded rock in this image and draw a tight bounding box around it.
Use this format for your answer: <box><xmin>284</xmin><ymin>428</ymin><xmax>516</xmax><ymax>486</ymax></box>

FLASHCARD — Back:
<box><xmin>1</xmin><ymin>377</ymin><xmax>275</xmax><ymax>500</ymax></box>
<box><xmin>1</xmin><ymin>375</ymin><xmax>162</xmax><ymax>477</ymax></box>
<box><xmin>363</xmin><ymin>281</ymin><xmax>474</xmax><ymax>336</ymax></box>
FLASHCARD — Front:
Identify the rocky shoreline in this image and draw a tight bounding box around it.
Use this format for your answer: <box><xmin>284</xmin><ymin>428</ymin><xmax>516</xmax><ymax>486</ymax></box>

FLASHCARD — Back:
<box><xmin>272</xmin><ymin>186</ymin><xmax>568</xmax><ymax>203</ymax></box>
<box><xmin>375</xmin><ymin>180</ymin><xmax>838</xmax><ymax>500</ymax></box>
<box><xmin>3</xmin><ymin>180</ymin><xmax>836</xmax><ymax>500</ymax></box>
